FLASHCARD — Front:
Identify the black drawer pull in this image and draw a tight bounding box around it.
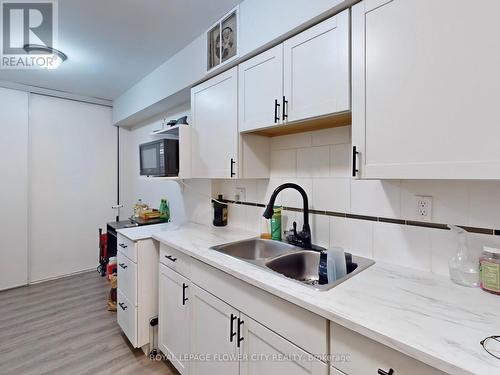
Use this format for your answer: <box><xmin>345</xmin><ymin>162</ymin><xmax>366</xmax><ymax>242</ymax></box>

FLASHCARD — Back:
<box><xmin>118</xmin><ymin>263</ymin><xmax>128</xmax><ymax>269</ymax></box>
<box><xmin>237</xmin><ymin>318</ymin><xmax>244</xmax><ymax>347</ymax></box>
<box><xmin>165</xmin><ymin>255</ymin><xmax>177</xmax><ymax>262</ymax></box>
<box><xmin>274</xmin><ymin>99</ymin><xmax>281</xmax><ymax>123</ymax></box>
<box><xmin>229</xmin><ymin>314</ymin><xmax>237</xmax><ymax>342</ymax></box>
<box><xmin>118</xmin><ymin>302</ymin><xmax>128</xmax><ymax>311</ymax></box>
<box><xmin>378</xmin><ymin>369</ymin><xmax>394</xmax><ymax>375</ymax></box>
<box><xmin>230</xmin><ymin>158</ymin><xmax>236</xmax><ymax>178</ymax></box>
<box><xmin>182</xmin><ymin>283</ymin><xmax>189</xmax><ymax>305</ymax></box>
<box><xmin>352</xmin><ymin>146</ymin><xmax>359</xmax><ymax>177</ymax></box>
<box><xmin>119</xmin><ymin>243</ymin><xmax>128</xmax><ymax>248</ymax></box>
<box><xmin>282</xmin><ymin>96</ymin><xmax>288</xmax><ymax>120</ymax></box>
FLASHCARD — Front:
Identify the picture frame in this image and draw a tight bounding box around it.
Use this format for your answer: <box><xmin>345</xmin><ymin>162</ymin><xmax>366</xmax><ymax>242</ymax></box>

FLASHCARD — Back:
<box><xmin>207</xmin><ymin>6</ymin><xmax>239</xmax><ymax>72</ymax></box>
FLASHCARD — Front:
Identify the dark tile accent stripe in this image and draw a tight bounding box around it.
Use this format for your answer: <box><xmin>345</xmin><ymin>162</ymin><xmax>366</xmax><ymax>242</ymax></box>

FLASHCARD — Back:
<box><xmin>346</xmin><ymin>213</ymin><xmax>378</xmax><ymax>222</ymax></box>
<box><xmin>217</xmin><ymin>198</ymin><xmax>498</xmax><ymax>236</ymax></box>
<box><xmin>457</xmin><ymin>226</ymin><xmax>494</xmax><ymax>235</ymax></box>
<box><xmin>406</xmin><ymin>220</ymin><xmax>449</xmax><ymax>230</ymax></box>
<box><xmin>379</xmin><ymin>217</ymin><xmax>406</xmax><ymax>225</ymax></box>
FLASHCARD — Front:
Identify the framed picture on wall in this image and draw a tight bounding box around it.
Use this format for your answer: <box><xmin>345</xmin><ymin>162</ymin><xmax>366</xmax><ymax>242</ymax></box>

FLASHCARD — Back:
<box><xmin>207</xmin><ymin>6</ymin><xmax>239</xmax><ymax>71</ymax></box>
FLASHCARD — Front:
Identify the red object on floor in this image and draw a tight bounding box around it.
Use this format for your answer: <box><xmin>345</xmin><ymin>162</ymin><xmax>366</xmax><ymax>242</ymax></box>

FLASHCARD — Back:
<box><xmin>106</xmin><ymin>262</ymin><xmax>116</xmax><ymax>278</ymax></box>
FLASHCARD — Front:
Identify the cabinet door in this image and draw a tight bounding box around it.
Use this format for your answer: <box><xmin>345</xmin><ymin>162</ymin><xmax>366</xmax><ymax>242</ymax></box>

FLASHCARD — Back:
<box><xmin>191</xmin><ymin>67</ymin><xmax>239</xmax><ymax>178</ymax></box>
<box><xmin>239</xmin><ymin>44</ymin><xmax>284</xmax><ymax>132</ymax></box>
<box><xmin>190</xmin><ymin>284</ymin><xmax>239</xmax><ymax>375</ymax></box>
<box><xmin>240</xmin><ymin>314</ymin><xmax>328</xmax><ymax>375</ymax></box>
<box><xmin>159</xmin><ymin>264</ymin><xmax>190</xmax><ymax>375</ymax></box>
<box><xmin>283</xmin><ymin>10</ymin><xmax>350</xmax><ymax>123</ymax></box>
<box><xmin>352</xmin><ymin>0</ymin><xmax>500</xmax><ymax>179</ymax></box>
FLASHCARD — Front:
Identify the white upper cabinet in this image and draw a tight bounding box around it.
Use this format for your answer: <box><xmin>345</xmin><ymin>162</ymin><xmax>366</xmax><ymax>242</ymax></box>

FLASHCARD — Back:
<box><xmin>283</xmin><ymin>9</ymin><xmax>350</xmax><ymax>123</ymax></box>
<box><xmin>239</xmin><ymin>45</ymin><xmax>284</xmax><ymax>132</ymax></box>
<box><xmin>238</xmin><ymin>10</ymin><xmax>350</xmax><ymax>133</ymax></box>
<box><xmin>352</xmin><ymin>0</ymin><xmax>500</xmax><ymax>179</ymax></box>
<box><xmin>191</xmin><ymin>67</ymin><xmax>239</xmax><ymax>178</ymax></box>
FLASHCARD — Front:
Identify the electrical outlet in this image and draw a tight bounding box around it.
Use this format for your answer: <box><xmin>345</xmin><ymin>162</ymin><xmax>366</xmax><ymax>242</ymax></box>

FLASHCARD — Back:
<box><xmin>235</xmin><ymin>187</ymin><xmax>246</xmax><ymax>202</ymax></box>
<box><xmin>416</xmin><ymin>196</ymin><xmax>433</xmax><ymax>222</ymax></box>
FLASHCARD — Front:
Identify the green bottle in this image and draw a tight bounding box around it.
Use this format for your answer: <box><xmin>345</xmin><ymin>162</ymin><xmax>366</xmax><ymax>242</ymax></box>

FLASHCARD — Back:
<box><xmin>159</xmin><ymin>199</ymin><xmax>170</xmax><ymax>222</ymax></box>
<box><xmin>271</xmin><ymin>206</ymin><xmax>282</xmax><ymax>241</ymax></box>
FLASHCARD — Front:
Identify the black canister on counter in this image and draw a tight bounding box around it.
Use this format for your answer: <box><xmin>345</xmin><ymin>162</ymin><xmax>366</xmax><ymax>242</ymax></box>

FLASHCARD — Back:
<box><xmin>213</xmin><ymin>194</ymin><xmax>228</xmax><ymax>227</ymax></box>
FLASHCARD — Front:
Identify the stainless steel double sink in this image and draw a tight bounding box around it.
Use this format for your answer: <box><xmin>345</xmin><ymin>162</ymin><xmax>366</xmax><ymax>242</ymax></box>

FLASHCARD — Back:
<box><xmin>210</xmin><ymin>238</ymin><xmax>374</xmax><ymax>291</ymax></box>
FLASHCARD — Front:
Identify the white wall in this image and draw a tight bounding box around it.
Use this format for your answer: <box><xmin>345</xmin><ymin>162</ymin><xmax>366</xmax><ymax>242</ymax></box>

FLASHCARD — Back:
<box><xmin>113</xmin><ymin>0</ymin><xmax>354</xmax><ymax>125</ymax></box>
<box><xmin>213</xmin><ymin>126</ymin><xmax>500</xmax><ymax>277</ymax></box>
<box><xmin>0</xmin><ymin>88</ymin><xmax>28</xmax><ymax>290</ymax></box>
<box><xmin>29</xmin><ymin>95</ymin><xmax>116</xmax><ymax>282</ymax></box>
<box><xmin>120</xmin><ymin>105</ymin><xmax>212</xmax><ymax>225</ymax></box>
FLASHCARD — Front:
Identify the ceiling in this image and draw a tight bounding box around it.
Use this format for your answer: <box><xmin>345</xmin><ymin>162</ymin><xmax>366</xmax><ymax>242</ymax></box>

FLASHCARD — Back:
<box><xmin>0</xmin><ymin>0</ymin><xmax>243</xmax><ymax>101</ymax></box>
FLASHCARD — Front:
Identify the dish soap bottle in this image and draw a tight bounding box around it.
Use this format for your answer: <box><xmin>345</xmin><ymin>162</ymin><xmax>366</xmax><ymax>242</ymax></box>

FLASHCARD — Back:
<box><xmin>271</xmin><ymin>206</ymin><xmax>282</xmax><ymax>241</ymax></box>
<box><xmin>448</xmin><ymin>225</ymin><xmax>480</xmax><ymax>287</ymax></box>
<box><xmin>213</xmin><ymin>195</ymin><xmax>228</xmax><ymax>227</ymax></box>
<box><xmin>159</xmin><ymin>199</ymin><xmax>170</xmax><ymax>222</ymax></box>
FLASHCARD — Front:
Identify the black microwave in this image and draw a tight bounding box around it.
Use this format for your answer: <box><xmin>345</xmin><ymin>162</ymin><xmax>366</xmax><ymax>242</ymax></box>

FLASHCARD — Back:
<box><xmin>139</xmin><ymin>139</ymin><xmax>179</xmax><ymax>177</ymax></box>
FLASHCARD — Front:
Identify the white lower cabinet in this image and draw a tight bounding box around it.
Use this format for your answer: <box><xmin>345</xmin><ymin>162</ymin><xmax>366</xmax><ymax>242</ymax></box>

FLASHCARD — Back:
<box><xmin>159</xmin><ymin>264</ymin><xmax>190</xmax><ymax>375</ymax></box>
<box><xmin>190</xmin><ymin>284</ymin><xmax>240</xmax><ymax>375</ymax></box>
<box><xmin>240</xmin><ymin>314</ymin><xmax>328</xmax><ymax>375</ymax></box>
<box><xmin>117</xmin><ymin>237</ymin><xmax>159</xmax><ymax>349</ymax></box>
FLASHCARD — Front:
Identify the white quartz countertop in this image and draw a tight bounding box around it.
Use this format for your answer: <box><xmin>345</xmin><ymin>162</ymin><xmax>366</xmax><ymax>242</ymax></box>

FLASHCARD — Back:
<box><xmin>120</xmin><ymin>222</ymin><xmax>500</xmax><ymax>374</ymax></box>
<box><xmin>116</xmin><ymin>222</ymin><xmax>181</xmax><ymax>241</ymax></box>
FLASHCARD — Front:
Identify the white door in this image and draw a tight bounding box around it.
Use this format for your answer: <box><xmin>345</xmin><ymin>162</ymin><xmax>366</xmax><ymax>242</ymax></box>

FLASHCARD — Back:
<box><xmin>159</xmin><ymin>264</ymin><xmax>190</xmax><ymax>375</ymax></box>
<box><xmin>0</xmin><ymin>88</ymin><xmax>28</xmax><ymax>290</ymax></box>
<box><xmin>190</xmin><ymin>284</ymin><xmax>240</xmax><ymax>375</ymax></box>
<box><xmin>29</xmin><ymin>95</ymin><xmax>116</xmax><ymax>281</ymax></box>
<box><xmin>240</xmin><ymin>315</ymin><xmax>328</xmax><ymax>375</ymax></box>
<box><xmin>239</xmin><ymin>44</ymin><xmax>284</xmax><ymax>132</ymax></box>
<box><xmin>283</xmin><ymin>10</ymin><xmax>350</xmax><ymax>123</ymax></box>
<box><xmin>352</xmin><ymin>0</ymin><xmax>500</xmax><ymax>179</ymax></box>
<box><xmin>191</xmin><ymin>67</ymin><xmax>239</xmax><ymax>178</ymax></box>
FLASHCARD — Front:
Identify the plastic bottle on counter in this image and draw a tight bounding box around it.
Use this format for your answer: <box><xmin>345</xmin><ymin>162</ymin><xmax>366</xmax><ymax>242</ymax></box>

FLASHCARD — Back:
<box><xmin>480</xmin><ymin>246</ymin><xmax>500</xmax><ymax>295</ymax></box>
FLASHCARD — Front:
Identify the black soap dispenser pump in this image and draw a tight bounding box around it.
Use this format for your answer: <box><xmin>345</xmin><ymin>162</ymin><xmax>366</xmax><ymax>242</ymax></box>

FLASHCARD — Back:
<box><xmin>213</xmin><ymin>194</ymin><xmax>228</xmax><ymax>227</ymax></box>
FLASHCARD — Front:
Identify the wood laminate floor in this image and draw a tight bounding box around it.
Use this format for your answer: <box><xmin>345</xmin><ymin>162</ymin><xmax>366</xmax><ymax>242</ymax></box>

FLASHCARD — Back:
<box><xmin>0</xmin><ymin>271</ymin><xmax>178</xmax><ymax>375</ymax></box>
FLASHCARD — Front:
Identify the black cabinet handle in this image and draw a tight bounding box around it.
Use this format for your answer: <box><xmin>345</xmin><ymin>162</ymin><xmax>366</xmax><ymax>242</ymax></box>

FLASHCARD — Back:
<box><xmin>182</xmin><ymin>283</ymin><xmax>188</xmax><ymax>305</ymax></box>
<box><xmin>118</xmin><ymin>302</ymin><xmax>128</xmax><ymax>311</ymax></box>
<box><xmin>229</xmin><ymin>314</ymin><xmax>237</xmax><ymax>342</ymax></box>
<box><xmin>282</xmin><ymin>96</ymin><xmax>288</xmax><ymax>121</ymax></box>
<box><xmin>119</xmin><ymin>243</ymin><xmax>128</xmax><ymax>248</ymax></box>
<box><xmin>230</xmin><ymin>158</ymin><xmax>236</xmax><ymax>178</ymax></box>
<box><xmin>274</xmin><ymin>99</ymin><xmax>281</xmax><ymax>123</ymax></box>
<box><xmin>164</xmin><ymin>255</ymin><xmax>177</xmax><ymax>262</ymax></box>
<box><xmin>237</xmin><ymin>318</ymin><xmax>244</xmax><ymax>347</ymax></box>
<box><xmin>378</xmin><ymin>369</ymin><xmax>394</xmax><ymax>375</ymax></box>
<box><xmin>118</xmin><ymin>263</ymin><xmax>128</xmax><ymax>269</ymax></box>
<box><xmin>352</xmin><ymin>146</ymin><xmax>359</xmax><ymax>177</ymax></box>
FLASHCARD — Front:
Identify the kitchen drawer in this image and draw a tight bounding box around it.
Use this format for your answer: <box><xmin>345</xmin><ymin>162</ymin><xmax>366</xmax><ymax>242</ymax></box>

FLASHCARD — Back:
<box><xmin>117</xmin><ymin>251</ymin><xmax>137</xmax><ymax>306</ymax></box>
<box><xmin>331</xmin><ymin>323</ymin><xmax>446</xmax><ymax>375</ymax></box>
<box><xmin>117</xmin><ymin>288</ymin><xmax>137</xmax><ymax>347</ymax></box>
<box><xmin>117</xmin><ymin>233</ymin><xmax>137</xmax><ymax>263</ymax></box>
<box><xmin>159</xmin><ymin>243</ymin><xmax>191</xmax><ymax>278</ymax></box>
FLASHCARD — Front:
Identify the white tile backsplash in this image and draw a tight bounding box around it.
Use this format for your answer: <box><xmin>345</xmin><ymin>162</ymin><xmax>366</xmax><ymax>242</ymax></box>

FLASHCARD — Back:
<box><xmin>350</xmin><ymin>179</ymin><xmax>401</xmax><ymax>218</ymax></box>
<box><xmin>330</xmin><ymin>217</ymin><xmax>374</xmax><ymax>259</ymax></box>
<box><xmin>212</xmin><ymin>127</ymin><xmax>500</xmax><ymax>276</ymax></box>
<box><xmin>331</xmin><ymin>143</ymin><xmax>351</xmax><ymax>177</ymax></box>
<box><xmin>312</xmin><ymin>178</ymin><xmax>350</xmax><ymax>212</ymax></box>
<box><xmin>373</xmin><ymin>222</ymin><xmax>432</xmax><ymax>272</ymax></box>
<box><xmin>270</xmin><ymin>149</ymin><xmax>297</xmax><ymax>178</ymax></box>
<box><xmin>297</xmin><ymin>146</ymin><xmax>330</xmax><ymax>177</ymax></box>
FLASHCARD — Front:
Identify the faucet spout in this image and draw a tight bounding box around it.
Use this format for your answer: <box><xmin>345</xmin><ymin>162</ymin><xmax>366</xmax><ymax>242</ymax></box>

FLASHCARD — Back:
<box><xmin>263</xmin><ymin>183</ymin><xmax>311</xmax><ymax>248</ymax></box>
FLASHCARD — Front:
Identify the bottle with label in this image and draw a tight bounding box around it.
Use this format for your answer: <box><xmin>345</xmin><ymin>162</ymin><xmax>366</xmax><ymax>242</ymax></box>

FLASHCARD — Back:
<box><xmin>159</xmin><ymin>199</ymin><xmax>170</xmax><ymax>222</ymax></box>
<box><xmin>213</xmin><ymin>195</ymin><xmax>228</xmax><ymax>227</ymax></box>
<box><xmin>480</xmin><ymin>246</ymin><xmax>500</xmax><ymax>295</ymax></box>
<box><xmin>271</xmin><ymin>206</ymin><xmax>282</xmax><ymax>241</ymax></box>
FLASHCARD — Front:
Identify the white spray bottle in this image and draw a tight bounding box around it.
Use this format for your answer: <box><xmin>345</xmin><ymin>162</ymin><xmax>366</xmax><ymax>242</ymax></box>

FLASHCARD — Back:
<box><xmin>448</xmin><ymin>225</ymin><xmax>479</xmax><ymax>287</ymax></box>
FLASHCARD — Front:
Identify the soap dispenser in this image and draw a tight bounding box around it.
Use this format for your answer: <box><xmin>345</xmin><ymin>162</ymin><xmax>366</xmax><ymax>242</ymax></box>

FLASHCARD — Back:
<box><xmin>448</xmin><ymin>225</ymin><xmax>480</xmax><ymax>287</ymax></box>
